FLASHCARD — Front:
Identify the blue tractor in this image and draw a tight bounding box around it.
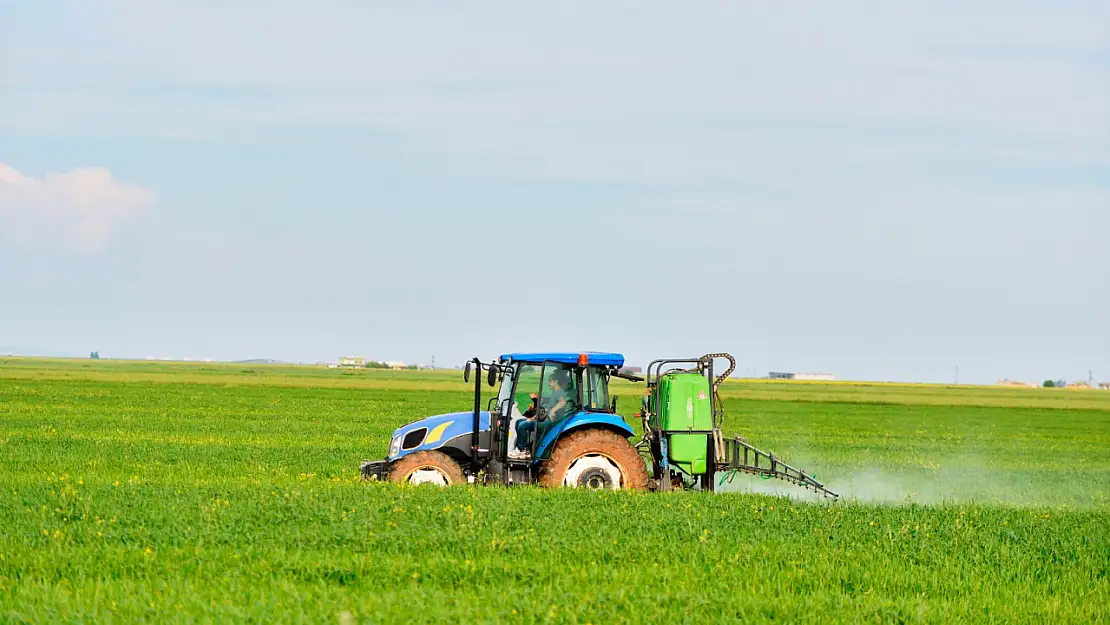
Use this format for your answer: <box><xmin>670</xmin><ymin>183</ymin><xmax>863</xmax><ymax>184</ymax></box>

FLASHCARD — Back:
<box><xmin>360</xmin><ymin>351</ymin><xmax>838</xmax><ymax>497</ymax></box>
<box><xmin>360</xmin><ymin>352</ymin><xmax>647</xmax><ymax>489</ymax></box>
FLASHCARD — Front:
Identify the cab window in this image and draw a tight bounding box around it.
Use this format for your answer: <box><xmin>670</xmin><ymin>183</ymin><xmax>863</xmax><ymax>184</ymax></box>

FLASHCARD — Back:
<box><xmin>540</xmin><ymin>362</ymin><xmax>579</xmax><ymax>423</ymax></box>
<box><xmin>584</xmin><ymin>366</ymin><xmax>610</xmax><ymax>411</ymax></box>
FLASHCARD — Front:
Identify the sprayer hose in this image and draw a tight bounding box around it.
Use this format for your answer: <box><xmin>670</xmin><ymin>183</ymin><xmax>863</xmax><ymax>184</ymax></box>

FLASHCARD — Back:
<box><xmin>701</xmin><ymin>353</ymin><xmax>735</xmax><ymax>429</ymax></box>
<box><xmin>702</xmin><ymin>353</ymin><xmax>737</xmax><ymax>392</ymax></box>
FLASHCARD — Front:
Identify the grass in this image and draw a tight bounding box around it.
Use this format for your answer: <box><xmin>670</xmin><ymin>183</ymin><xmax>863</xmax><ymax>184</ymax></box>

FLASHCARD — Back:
<box><xmin>1</xmin><ymin>358</ymin><xmax>1109</xmax><ymax>623</ymax></box>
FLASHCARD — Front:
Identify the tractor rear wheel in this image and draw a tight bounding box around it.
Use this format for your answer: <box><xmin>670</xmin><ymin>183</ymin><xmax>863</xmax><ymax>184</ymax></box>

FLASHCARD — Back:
<box><xmin>538</xmin><ymin>429</ymin><xmax>649</xmax><ymax>491</ymax></box>
<box><xmin>388</xmin><ymin>451</ymin><xmax>466</xmax><ymax>486</ymax></box>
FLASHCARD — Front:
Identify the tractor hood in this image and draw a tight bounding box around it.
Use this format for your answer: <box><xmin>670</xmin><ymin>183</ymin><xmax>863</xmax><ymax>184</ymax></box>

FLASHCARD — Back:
<box><xmin>387</xmin><ymin>411</ymin><xmax>491</xmax><ymax>460</ymax></box>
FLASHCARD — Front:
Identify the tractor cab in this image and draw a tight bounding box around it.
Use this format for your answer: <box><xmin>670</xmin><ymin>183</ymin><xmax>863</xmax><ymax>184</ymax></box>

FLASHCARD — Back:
<box><xmin>490</xmin><ymin>352</ymin><xmax>635</xmax><ymax>463</ymax></box>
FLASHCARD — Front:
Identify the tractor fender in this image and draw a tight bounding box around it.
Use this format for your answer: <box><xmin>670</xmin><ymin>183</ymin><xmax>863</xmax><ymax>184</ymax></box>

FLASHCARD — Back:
<box><xmin>535</xmin><ymin>412</ymin><xmax>635</xmax><ymax>459</ymax></box>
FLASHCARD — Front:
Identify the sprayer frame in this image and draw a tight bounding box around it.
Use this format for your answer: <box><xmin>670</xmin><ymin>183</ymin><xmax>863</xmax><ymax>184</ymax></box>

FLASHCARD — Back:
<box><xmin>642</xmin><ymin>354</ymin><xmax>735</xmax><ymax>491</ymax></box>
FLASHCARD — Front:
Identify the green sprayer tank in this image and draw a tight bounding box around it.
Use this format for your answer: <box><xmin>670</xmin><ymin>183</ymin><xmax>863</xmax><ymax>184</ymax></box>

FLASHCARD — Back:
<box><xmin>652</xmin><ymin>373</ymin><xmax>713</xmax><ymax>475</ymax></box>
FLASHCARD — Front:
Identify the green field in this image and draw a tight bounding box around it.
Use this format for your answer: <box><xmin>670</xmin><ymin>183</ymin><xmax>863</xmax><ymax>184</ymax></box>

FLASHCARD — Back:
<box><xmin>2</xmin><ymin>358</ymin><xmax>1109</xmax><ymax>623</ymax></box>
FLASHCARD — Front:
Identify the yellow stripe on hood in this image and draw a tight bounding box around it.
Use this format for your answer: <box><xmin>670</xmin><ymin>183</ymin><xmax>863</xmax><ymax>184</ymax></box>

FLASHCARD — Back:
<box><xmin>424</xmin><ymin>421</ymin><xmax>454</xmax><ymax>444</ymax></box>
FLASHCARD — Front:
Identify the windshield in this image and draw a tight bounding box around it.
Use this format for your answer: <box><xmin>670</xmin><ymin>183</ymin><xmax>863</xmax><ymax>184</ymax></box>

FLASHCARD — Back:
<box><xmin>495</xmin><ymin>363</ymin><xmax>544</xmax><ymax>418</ymax></box>
<box><xmin>513</xmin><ymin>364</ymin><xmax>543</xmax><ymax>415</ymax></box>
<box><xmin>496</xmin><ymin>363</ymin><xmax>516</xmax><ymax>406</ymax></box>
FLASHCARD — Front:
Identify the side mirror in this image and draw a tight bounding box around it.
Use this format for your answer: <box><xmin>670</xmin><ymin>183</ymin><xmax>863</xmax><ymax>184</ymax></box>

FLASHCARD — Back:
<box><xmin>487</xmin><ymin>365</ymin><xmax>498</xmax><ymax>387</ymax></box>
<box><xmin>463</xmin><ymin>361</ymin><xmax>472</xmax><ymax>383</ymax></box>
<box><xmin>610</xmin><ymin>396</ymin><xmax>618</xmax><ymax>413</ymax></box>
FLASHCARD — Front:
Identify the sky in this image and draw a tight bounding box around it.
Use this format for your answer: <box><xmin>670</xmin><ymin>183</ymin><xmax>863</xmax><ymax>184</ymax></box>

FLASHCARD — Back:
<box><xmin>1</xmin><ymin>1</ymin><xmax>1107</xmax><ymax>384</ymax></box>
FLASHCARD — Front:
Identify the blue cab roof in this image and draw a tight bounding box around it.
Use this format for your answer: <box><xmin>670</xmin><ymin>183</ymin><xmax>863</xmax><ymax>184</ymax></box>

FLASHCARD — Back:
<box><xmin>499</xmin><ymin>352</ymin><xmax>625</xmax><ymax>367</ymax></box>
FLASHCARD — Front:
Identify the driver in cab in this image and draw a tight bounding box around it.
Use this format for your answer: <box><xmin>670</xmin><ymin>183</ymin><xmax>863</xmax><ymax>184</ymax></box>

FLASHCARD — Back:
<box><xmin>511</xmin><ymin>370</ymin><xmax>572</xmax><ymax>458</ymax></box>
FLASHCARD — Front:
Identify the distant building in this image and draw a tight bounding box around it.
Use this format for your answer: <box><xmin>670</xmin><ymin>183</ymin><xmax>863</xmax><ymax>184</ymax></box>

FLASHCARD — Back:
<box><xmin>338</xmin><ymin>356</ymin><xmax>365</xmax><ymax>368</ymax></box>
<box><xmin>795</xmin><ymin>373</ymin><xmax>835</xmax><ymax>381</ymax></box>
<box><xmin>620</xmin><ymin>366</ymin><xmax>643</xmax><ymax>375</ymax></box>
<box><xmin>1099</xmin><ymin>382</ymin><xmax>1110</xmax><ymax>390</ymax></box>
<box><xmin>385</xmin><ymin>360</ymin><xmax>407</xmax><ymax>370</ymax></box>
<box><xmin>768</xmin><ymin>372</ymin><xmax>835</xmax><ymax>381</ymax></box>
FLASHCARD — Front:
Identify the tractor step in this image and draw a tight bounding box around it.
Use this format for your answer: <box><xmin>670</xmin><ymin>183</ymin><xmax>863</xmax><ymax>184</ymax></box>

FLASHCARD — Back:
<box><xmin>715</xmin><ymin>432</ymin><xmax>839</xmax><ymax>500</ymax></box>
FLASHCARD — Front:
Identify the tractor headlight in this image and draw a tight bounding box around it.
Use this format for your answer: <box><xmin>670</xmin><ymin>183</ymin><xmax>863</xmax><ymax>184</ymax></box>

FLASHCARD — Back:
<box><xmin>388</xmin><ymin>435</ymin><xmax>401</xmax><ymax>458</ymax></box>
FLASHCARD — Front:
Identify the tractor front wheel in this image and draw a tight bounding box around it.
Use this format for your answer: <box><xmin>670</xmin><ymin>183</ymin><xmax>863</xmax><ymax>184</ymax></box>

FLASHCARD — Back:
<box><xmin>538</xmin><ymin>429</ymin><xmax>649</xmax><ymax>491</ymax></box>
<box><xmin>388</xmin><ymin>451</ymin><xmax>466</xmax><ymax>486</ymax></box>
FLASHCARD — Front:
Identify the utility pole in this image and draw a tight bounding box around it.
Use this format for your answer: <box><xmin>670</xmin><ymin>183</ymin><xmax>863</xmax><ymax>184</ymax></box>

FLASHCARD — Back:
<box><xmin>432</xmin><ymin>355</ymin><xmax>435</xmax><ymax>370</ymax></box>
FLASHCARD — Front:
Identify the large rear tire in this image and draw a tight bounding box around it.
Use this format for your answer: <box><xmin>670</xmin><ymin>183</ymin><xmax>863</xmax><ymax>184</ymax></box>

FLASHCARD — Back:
<box><xmin>388</xmin><ymin>451</ymin><xmax>466</xmax><ymax>486</ymax></box>
<box><xmin>538</xmin><ymin>429</ymin><xmax>649</xmax><ymax>491</ymax></box>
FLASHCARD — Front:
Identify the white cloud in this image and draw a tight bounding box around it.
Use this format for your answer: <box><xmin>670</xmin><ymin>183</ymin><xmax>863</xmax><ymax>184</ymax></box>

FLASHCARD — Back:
<box><xmin>0</xmin><ymin>163</ymin><xmax>154</xmax><ymax>253</ymax></box>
